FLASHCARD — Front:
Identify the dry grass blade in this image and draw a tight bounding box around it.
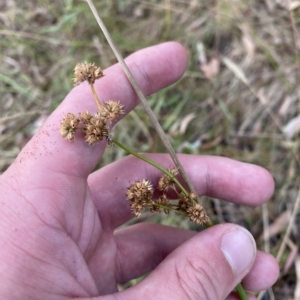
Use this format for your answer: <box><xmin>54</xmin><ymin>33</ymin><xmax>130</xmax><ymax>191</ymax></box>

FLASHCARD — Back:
<box><xmin>295</xmin><ymin>256</ymin><xmax>300</xmax><ymax>299</ymax></box>
<box><xmin>0</xmin><ymin>29</ymin><xmax>72</xmax><ymax>45</ymax></box>
<box><xmin>258</xmin><ymin>186</ymin><xmax>300</xmax><ymax>300</ymax></box>
<box><xmin>222</xmin><ymin>57</ymin><xmax>249</xmax><ymax>86</ymax></box>
<box><xmin>85</xmin><ymin>0</ymin><xmax>198</xmax><ymax>197</ymax></box>
<box><xmin>262</xmin><ymin>203</ymin><xmax>270</xmax><ymax>253</ymax></box>
<box><xmin>276</xmin><ymin>186</ymin><xmax>300</xmax><ymax>262</ymax></box>
<box><xmin>222</xmin><ymin>56</ymin><xmax>300</xmax><ymax>167</ymax></box>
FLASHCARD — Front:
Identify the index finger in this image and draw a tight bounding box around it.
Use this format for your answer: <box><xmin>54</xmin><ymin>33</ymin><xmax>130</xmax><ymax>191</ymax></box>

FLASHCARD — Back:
<box><xmin>4</xmin><ymin>42</ymin><xmax>187</xmax><ymax>180</ymax></box>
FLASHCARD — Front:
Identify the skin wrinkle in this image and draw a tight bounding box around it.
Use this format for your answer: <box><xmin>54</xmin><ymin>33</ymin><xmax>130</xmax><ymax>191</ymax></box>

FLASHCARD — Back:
<box><xmin>44</xmin><ymin>146</ymin><xmax>96</xmax><ymax>179</ymax></box>
<box><xmin>23</xmin><ymin>189</ymin><xmax>68</xmax><ymax>232</ymax></box>
<box><xmin>2</xmin><ymin>191</ymin><xmax>56</xmax><ymax>232</ymax></box>
<box><xmin>1</xmin><ymin>176</ymin><xmax>99</xmax><ymax>296</ymax></box>
<box><xmin>173</xmin><ymin>263</ymin><xmax>191</xmax><ymax>300</ymax></box>
<box><xmin>185</xmin><ymin>257</ymin><xmax>217</xmax><ymax>300</ymax></box>
<box><xmin>174</xmin><ymin>263</ymin><xmax>193</xmax><ymax>300</ymax></box>
<box><xmin>114</xmin><ymin>235</ymin><xmax>127</xmax><ymax>283</ymax></box>
<box><xmin>92</xmin><ymin>186</ymin><xmax>116</xmax><ymax>231</ymax></box>
<box><xmin>82</xmin><ymin>207</ymin><xmax>102</xmax><ymax>262</ymax></box>
<box><xmin>89</xmin><ymin>233</ymin><xmax>117</xmax><ymax>295</ymax></box>
<box><xmin>114</xmin><ymin>225</ymin><xmax>165</xmax><ymax>283</ymax></box>
<box><xmin>187</xmin><ymin>257</ymin><xmax>220</xmax><ymax>300</ymax></box>
<box><xmin>8</xmin><ymin>218</ymin><xmax>78</xmax><ymax>277</ymax></box>
<box><xmin>2</xmin><ymin>233</ymin><xmax>91</xmax><ymax>297</ymax></box>
<box><xmin>141</xmin><ymin>227</ymin><xmax>164</xmax><ymax>273</ymax></box>
<box><xmin>3</xmin><ymin>166</ymin><xmax>87</xmax><ymax>235</ymax></box>
<box><xmin>114</xmin><ymin>233</ymin><xmax>142</xmax><ymax>282</ymax></box>
<box><xmin>77</xmin><ymin>200</ymin><xmax>94</xmax><ymax>257</ymax></box>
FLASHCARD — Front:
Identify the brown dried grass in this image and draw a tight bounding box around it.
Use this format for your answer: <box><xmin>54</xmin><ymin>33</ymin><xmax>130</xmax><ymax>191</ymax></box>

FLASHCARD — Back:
<box><xmin>1</xmin><ymin>0</ymin><xmax>300</xmax><ymax>297</ymax></box>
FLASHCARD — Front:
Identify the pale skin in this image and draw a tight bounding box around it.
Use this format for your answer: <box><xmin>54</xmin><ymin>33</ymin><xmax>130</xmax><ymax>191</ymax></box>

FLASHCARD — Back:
<box><xmin>0</xmin><ymin>42</ymin><xmax>279</xmax><ymax>299</ymax></box>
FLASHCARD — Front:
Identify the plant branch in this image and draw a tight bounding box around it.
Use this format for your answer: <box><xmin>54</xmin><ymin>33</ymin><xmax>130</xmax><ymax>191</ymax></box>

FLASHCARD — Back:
<box><xmin>89</xmin><ymin>83</ymin><xmax>103</xmax><ymax>112</ymax></box>
<box><xmin>113</xmin><ymin>138</ymin><xmax>190</xmax><ymax>198</ymax></box>
<box><xmin>85</xmin><ymin>0</ymin><xmax>198</xmax><ymax>197</ymax></box>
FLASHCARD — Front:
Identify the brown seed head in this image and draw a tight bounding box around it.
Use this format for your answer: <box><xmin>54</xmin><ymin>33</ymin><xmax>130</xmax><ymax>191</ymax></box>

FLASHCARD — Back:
<box><xmin>187</xmin><ymin>203</ymin><xmax>210</xmax><ymax>225</ymax></box>
<box><xmin>178</xmin><ymin>200</ymin><xmax>189</xmax><ymax>212</ymax></box>
<box><xmin>73</xmin><ymin>62</ymin><xmax>104</xmax><ymax>86</ymax></box>
<box><xmin>130</xmin><ymin>201</ymin><xmax>144</xmax><ymax>217</ymax></box>
<box><xmin>179</xmin><ymin>192</ymin><xmax>189</xmax><ymax>203</ymax></box>
<box><xmin>149</xmin><ymin>200</ymin><xmax>161</xmax><ymax>213</ymax></box>
<box><xmin>126</xmin><ymin>179</ymin><xmax>153</xmax><ymax>202</ymax></box>
<box><xmin>84</xmin><ymin>113</ymin><xmax>109</xmax><ymax>145</ymax></box>
<box><xmin>60</xmin><ymin>113</ymin><xmax>80</xmax><ymax>141</ymax></box>
<box><xmin>79</xmin><ymin>111</ymin><xmax>92</xmax><ymax>124</ymax></box>
<box><xmin>158</xmin><ymin>168</ymin><xmax>179</xmax><ymax>191</ymax></box>
<box><xmin>158</xmin><ymin>194</ymin><xmax>169</xmax><ymax>205</ymax></box>
<box><xmin>103</xmin><ymin>100</ymin><xmax>125</xmax><ymax>121</ymax></box>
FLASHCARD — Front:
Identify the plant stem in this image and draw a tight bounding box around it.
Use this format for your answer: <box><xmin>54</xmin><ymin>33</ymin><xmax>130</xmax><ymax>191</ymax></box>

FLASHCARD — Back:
<box><xmin>112</xmin><ymin>138</ymin><xmax>190</xmax><ymax>198</ymax></box>
<box><xmin>114</xmin><ymin>141</ymin><xmax>246</xmax><ymax>298</ymax></box>
<box><xmin>86</xmin><ymin>0</ymin><xmax>198</xmax><ymax>198</ymax></box>
<box><xmin>89</xmin><ymin>83</ymin><xmax>103</xmax><ymax>113</ymax></box>
<box><xmin>236</xmin><ymin>283</ymin><xmax>248</xmax><ymax>300</ymax></box>
<box><xmin>152</xmin><ymin>203</ymin><xmax>187</xmax><ymax>216</ymax></box>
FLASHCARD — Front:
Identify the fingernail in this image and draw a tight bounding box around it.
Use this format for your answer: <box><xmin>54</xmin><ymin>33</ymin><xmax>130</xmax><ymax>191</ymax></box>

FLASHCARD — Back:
<box><xmin>220</xmin><ymin>227</ymin><xmax>256</xmax><ymax>276</ymax></box>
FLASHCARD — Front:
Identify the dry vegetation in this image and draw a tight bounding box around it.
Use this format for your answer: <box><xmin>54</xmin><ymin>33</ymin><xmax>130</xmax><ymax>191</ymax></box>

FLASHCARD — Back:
<box><xmin>1</xmin><ymin>0</ymin><xmax>300</xmax><ymax>298</ymax></box>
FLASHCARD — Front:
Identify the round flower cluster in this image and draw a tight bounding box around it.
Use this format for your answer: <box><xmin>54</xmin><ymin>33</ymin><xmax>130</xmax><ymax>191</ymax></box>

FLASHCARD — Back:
<box><xmin>60</xmin><ymin>100</ymin><xmax>124</xmax><ymax>145</ymax></box>
<box><xmin>60</xmin><ymin>62</ymin><xmax>124</xmax><ymax>145</ymax></box>
<box><xmin>73</xmin><ymin>62</ymin><xmax>104</xmax><ymax>86</ymax></box>
<box><xmin>126</xmin><ymin>169</ymin><xmax>210</xmax><ymax>225</ymax></box>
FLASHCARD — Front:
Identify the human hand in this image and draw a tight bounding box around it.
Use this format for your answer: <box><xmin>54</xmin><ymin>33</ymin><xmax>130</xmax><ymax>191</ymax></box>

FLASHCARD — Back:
<box><xmin>0</xmin><ymin>42</ymin><xmax>278</xmax><ymax>300</ymax></box>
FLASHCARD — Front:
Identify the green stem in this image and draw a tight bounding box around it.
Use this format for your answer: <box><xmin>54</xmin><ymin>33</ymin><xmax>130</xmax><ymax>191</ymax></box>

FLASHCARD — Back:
<box><xmin>236</xmin><ymin>283</ymin><xmax>248</xmax><ymax>300</ymax></box>
<box><xmin>113</xmin><ymin>138</ymin><xmax>190</xmax><ymax>198</ymax></box>
<box><xmin>152</xmin><ymin>203</ymin><xmax>187</xmax><ymax>216</ymax></box>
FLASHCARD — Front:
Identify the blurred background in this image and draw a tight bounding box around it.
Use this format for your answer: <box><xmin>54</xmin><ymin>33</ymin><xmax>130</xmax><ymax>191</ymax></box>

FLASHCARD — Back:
<box><xmin>1</xmin><ymin>0</ymin><xmax>300</xmax><ymax>298</ymax></box>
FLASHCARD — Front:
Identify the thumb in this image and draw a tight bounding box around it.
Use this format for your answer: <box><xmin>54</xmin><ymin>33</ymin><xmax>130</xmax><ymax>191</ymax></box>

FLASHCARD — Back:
<box><xmin>117</xmin><ymin>224</ymin><xmax>256</xmax><ymax>300</ymax></box>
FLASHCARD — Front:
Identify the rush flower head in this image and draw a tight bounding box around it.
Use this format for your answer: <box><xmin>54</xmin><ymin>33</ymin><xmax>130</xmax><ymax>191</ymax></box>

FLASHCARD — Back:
<box><xmin>179</xmin><ymin>191</ymin><xmax>189</xmax><ymax>203</ymax></box>
<box><xmin>84</xmin><ymin>113</ymin><xmax>109</xmax><ymax>145</ymax></box>
<box><xmin>79</xmin><ymin>111</ymin><xmax>92</xmax><ymax>124</ymax></box>
<box><xmin>158</xmin><ymin>167</ymin><xmax>179</xmax><ymax>191</ymax></box>
<box><xmin>126</xmin><ymin>179</ymin><xmax>153</xmax><ymax>202</ymax></box>
<box><xmin>130</xmin><ymin>201</ymin><xmax>144</xmax><ymax>218</ymax></box>
<box><xmin>126</xmin><ymin>179</ymin><xmax>154</xmax><ymax>218</ymax></box>
<box><xmin>177</xmin><ymin>192</ymin><xmax>190</xmax><ymax>211</ymax></box>
<box><xmin>73</xmin><ymin>62</ymin><xmax>104</xmax><ymax>86</ymax></box>
<box><xmin>178</xmin><ymin>199</ymin><xmax>189</xmax><ymax>211</ymax></box>
<box><xmin>60</xmin><ymin>113</ymin><xmax>80</xmax><ymax>141</ymax></box>
<box><xmin>103</xmin><ymin>100</ymin><xmax>125</xmax><ymax>121</ymax></box>
<box><xmin>187</xmin><ymin>203</ymin><xmax>210</xmax><ymax>225</ymax></box>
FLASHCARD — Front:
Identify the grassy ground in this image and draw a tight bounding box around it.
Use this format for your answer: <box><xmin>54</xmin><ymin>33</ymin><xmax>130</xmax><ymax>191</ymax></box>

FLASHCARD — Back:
<box><xmin>1</xmin><ymin>0</ymin><xmax>300</xmax><ymax>298</ymax></box>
